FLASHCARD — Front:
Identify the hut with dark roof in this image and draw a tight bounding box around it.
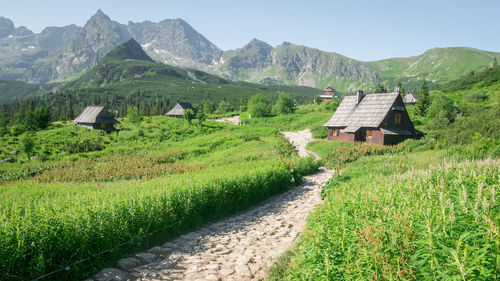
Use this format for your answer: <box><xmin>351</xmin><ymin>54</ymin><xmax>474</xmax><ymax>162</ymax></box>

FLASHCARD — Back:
<box><xmin>165</xmin><ymin>102</ymin><xmax>197</xmax><ymax>118</ymax></box>
<box><xmin>73</xmin><ymin>106</ymin><xmax>119</xmax><ymax>131</ymax></box>
<box><xmin>323</xmin><ymin>91</ymin><xmax>422</xmax><ymax>145</ymax></box>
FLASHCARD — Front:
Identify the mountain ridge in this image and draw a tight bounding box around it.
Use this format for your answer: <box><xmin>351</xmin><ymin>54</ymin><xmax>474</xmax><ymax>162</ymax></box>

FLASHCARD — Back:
<box><xmin>0</xmin><ymin>10</ymin><xmax>498</xmax><ymax>93</ymax></box>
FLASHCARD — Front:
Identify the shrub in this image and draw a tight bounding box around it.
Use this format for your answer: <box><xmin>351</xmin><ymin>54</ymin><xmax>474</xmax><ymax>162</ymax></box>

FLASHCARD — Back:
<box><xmin>310</xmin><ymin>125</ymin><xmax>327</xmax><ymax>138</ymax></box>
<box><xmin>273</xmin><ymin>92</ymin><xmax>295</xmax><ymax>114</ymax></box>
<box><xmin>64</xmin><ymin>136</ymin><xmax>105</xmax><ymax>154</ymax></box>
<box><xmin>323</xmin><ymin>143</ymin><xmax>404</xmax><ymax>169</ymax></box>
<box><xmin>248</xmin><ymin>94</ymin><xmax>271</xmax><ymax>117</ymax></box>
<box><xmin>463</xmin><ymin>90</ymin><xmax>489</xmax><ymax>103</ymax></box>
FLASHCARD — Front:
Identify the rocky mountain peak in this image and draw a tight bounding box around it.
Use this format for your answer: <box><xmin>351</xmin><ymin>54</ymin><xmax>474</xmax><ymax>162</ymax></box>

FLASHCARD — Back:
<box><xmin>0</xmin><ymin>16</ymin><xmax>15</xmax><ymax>38</ymax></box>
<box><xmin>245</xmin><ymin>38</ymin><xmax>272</xmax><ymax>50</ymax></box>
<box><xmin>85</xmin><ymin>9</ymin><xmax>115</xmax><ymax>30</ymax></box>
<box><xmin>14</xmin><ymin>26</ymin><xmax>33</xmax><ymax>36</ymax></box>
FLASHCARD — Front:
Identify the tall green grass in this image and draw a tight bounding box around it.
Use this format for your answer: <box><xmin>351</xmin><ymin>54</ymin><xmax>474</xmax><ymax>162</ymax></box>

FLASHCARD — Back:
<box><xmin>272</xmin><ymin>153</ymin><xmax>499</xmax><ymax>280</ymax></box>
<box><xmin>0</xmin><ymin>157</ymin><xmax>319</xmax><ymax>280</ymax></box>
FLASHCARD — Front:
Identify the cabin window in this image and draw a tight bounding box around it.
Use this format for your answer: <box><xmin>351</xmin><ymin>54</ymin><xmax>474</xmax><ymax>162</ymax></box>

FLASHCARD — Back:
<box><xmin>332</xmin><ymin>129</ymin><xmax>337</xmax><ymax>136</ymax></box>
<box><xmin>366</xmin><ymin>130</ymin><xmax>372</xmax><ymax>138</ymax></box>
<box><xmin>395</xmin><ymin>114</ymin><xmax>402</xmax><ymax>125</ymax></box>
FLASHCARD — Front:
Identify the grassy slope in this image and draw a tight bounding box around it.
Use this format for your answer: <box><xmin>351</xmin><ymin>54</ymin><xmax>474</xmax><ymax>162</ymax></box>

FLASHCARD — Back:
<box><xmin>368</xmin><ymin>47</ymin><xmax>499</xmax><ymax>89</ymax></box>
<box><xmin>271</xmin><ymin>149</ymin><xmax>498</xmax><ymax>280</ymax></box>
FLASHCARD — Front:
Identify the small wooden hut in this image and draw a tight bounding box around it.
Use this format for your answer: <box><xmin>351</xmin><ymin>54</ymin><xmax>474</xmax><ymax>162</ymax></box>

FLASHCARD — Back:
<box><xmin>323</xmin><ymin>91</ymin><xmax>422</xmax><ymax>145</ymax></box>
<box><xmin>73</xmin><ymin>106</ymin><xmax>119</xmax><ymax>131</ymax></box>
<box><xmin>165</xmin><ymin>102</ymin><xmax>197</xmax><ymax>118</ymax></box>
<box><xmin>320</xmin><ymin>86</ymin><xmax>340</xmax><ymax>102</ymax></box>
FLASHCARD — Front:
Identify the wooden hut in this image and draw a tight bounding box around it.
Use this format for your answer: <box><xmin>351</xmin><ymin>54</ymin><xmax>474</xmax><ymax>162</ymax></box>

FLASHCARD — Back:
<box><xmin>73</xmin><ymin>106</ymin><xmax>119</xmax><ymax>131</ymax></box>
<box><xmin>165</xmin><ymin>102</ymin><xmax>197</xmax><ymax>118</ymax></box>
<box><xmin>403</xmin><ymin>92</ymin><xmax>418</xmax><ymax>104</ymax></box>
<box><xmin>319</xmin><ymin>86</ymin><xmax>340</xmax><ymax>102</ymax></box>
<box><xmin>323</xmin><ymin>91</ymin><xmax>422</xmax><ymax>145</ymax></box>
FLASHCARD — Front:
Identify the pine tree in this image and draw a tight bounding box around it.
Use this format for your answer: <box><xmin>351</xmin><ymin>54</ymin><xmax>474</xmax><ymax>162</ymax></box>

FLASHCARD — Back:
<box><xmin>375</xmin><ymin>79</ymin><xmax>385</xmax><ymax>93</ymax></box>
<box><xmin>493</xmin><ymin>57</ymin><xmax>498</xmax><ymax>67</ymax></box>
<box><xmin>66</xmin><ymin>99</ymin><xmax>74</xmax><ymax>121</ymax></box>
<box><xmin>416</xmin><ymin>81</ymin><xmax>430</xmax><ymax>116</ymax></box>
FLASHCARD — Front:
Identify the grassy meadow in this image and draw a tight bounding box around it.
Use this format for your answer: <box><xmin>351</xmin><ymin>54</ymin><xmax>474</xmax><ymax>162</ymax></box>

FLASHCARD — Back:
<box><xmin>0</xmin><ymin>109</ymin><xmax>330</xmax><ymax>280</ymax></box>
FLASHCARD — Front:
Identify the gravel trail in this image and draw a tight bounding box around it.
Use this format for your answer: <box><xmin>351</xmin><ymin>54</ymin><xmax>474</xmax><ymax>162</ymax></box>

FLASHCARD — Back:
<box><xmin>90</xmin><ymin>129</ymin><xmax>332</xmax><ymax>281</ymax></box>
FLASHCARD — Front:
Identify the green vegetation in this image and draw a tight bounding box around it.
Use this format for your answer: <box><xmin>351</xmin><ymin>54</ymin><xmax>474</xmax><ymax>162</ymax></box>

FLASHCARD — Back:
<box><xmin>273</xmin><ymin>92</ymin><xmax>296</xmax><ymax>114</ymax></box>
<box><xmin>268</xmin><ymin>65</ymin><xmax>500</xmax><ymax>280</ymax></box>
<box><xmin>416</xmin><ymin>80</ymin><xmax>430</xmax><ymax>116</ymax></box>
<box><xmin>248</xmin><ymin>94</ymin><xmax>272</xmax><ymax>117</ymax></box>
<box><xmin>272</xmin><ymin>149</ymin><xmax>498</xmax><ymax>280</ymax></box>
<box><xmin>0</xmin><ymin>113</ymin><xmax>322</xmax><ymax>280</ymax></box>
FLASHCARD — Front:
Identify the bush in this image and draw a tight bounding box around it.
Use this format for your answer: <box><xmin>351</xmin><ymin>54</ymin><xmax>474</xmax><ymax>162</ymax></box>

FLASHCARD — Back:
<box><xmin>323</xmin><ymin>143</ymin><xmax>404</xmax><ymax>169</ymax></box>
<box><xmin>248</xmin><ymin>94</ymin><xmax>271</xmax><ymax>117</ymax></box>
<box><xmin>273</xmin><ymin>92</ymin><xmax>295</xmax><ymax>114</ymax></box>
<box><xmin>310</xmin><ymin>125</ymin><xmax>327</xmax><ymax>138</ymax></box>
<box><xmin>463</xmin><ymin>90</ymin><xmax>489</xmax><ymax>103</ymax></box>
<box><xmin>64</xmin><ymin>136</ymin><xmax>105</xmax><ymax>154</ymax></box>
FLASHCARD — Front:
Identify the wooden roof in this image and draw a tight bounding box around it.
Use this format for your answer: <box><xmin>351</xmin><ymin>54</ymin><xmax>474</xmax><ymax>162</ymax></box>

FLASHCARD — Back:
<box><xmin>324</xmin><ymin>92</ymin><xmax>400</xmax><ymax>128</ymax></box>
<box><xmin>74</xmin><ymin>106</ymin><xmax>119</xmax><ymax>124</ymax></box>
<box><xmin>404</xmin><ymin>92</ymin><xmax>418</xmax><ymax>103</ymax></box>
<box><xmin>165</xmin><ymin>102</ymin><xmax>196</xmax><ymax>116</ymax></box>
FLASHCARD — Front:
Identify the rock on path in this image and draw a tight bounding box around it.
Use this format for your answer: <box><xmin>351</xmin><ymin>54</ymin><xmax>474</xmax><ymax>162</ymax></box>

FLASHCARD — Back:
<box><xmin>90</xmin><ymin>129</ymin><xmax>332</xmax><ymax>281</ymax></box>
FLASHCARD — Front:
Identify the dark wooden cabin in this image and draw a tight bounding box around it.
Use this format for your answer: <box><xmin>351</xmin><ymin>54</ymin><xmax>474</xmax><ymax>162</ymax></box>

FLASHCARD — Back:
<box><xmin>323</xmin><ymin>91</ymin><xmax>422</xmax><ymax>145</ymax></box>
<box><xmin>73</xmin><ymin>106</ymin><xmax>119</xmax><ymax>131</ymax></box>
<box><xmin>165</xmin><ymin>102</ymin><xmax>197</xmax><ymax>118</ymax></box>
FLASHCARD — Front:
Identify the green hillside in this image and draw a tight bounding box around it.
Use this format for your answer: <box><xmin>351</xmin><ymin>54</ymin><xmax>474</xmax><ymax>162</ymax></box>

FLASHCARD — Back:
<box><xmin>368</xmin><ymin>47</ymin><xmax>499</xmax><ymax>90</ymax></box>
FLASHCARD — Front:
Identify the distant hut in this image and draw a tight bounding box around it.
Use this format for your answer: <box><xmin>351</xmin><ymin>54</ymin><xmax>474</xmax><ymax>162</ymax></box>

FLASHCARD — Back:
<box><xmin>73</xmin><ymin>106</ymin><xmax>119</xmax><ymax>131</ymax></box>
<box><xmin>165</xmin><ymin>102</ymin><xmax>197</xmax><ymax>118</ymax></box>
<box><xmin>323</xmin><ymin>90</ymin><xmax>422</xmax><ymax>145</ymax></box>
<box><xmin>404</xmin><ymin>92</ymin><xmax>418</xmax><ymax>104</ymax></box>
<box><xmin>320</xmin><ymin>86</ymin><xmax>340</xmax><ymax>102</ymax></box>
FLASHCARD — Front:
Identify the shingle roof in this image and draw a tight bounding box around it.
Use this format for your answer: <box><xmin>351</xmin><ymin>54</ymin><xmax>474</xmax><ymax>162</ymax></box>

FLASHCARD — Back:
<box><xmin>73</xmin><ymin>106</ymin><xmax>118</xmax><ymax>124</ymax></box>
<box><xmin>404</xmin><ymin>92</ymin><xmax>418</xmax><ymax>103</ymax></box>
<box><xmin>324</xmin><ymin>92</ymin><xmax>399</xmax><ymax>128</ymax></box>
<box><xmin>166</xmin><ymin>102</ymin><xmax>197</xmax><ymax>116</ymax></box>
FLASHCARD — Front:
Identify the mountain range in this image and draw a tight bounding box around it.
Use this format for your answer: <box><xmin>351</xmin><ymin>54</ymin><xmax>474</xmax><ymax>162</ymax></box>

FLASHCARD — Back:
<box><xmin>0</xmin><ymin>10</ymin><xmax>498</xmax><ymax>92</ymax></box>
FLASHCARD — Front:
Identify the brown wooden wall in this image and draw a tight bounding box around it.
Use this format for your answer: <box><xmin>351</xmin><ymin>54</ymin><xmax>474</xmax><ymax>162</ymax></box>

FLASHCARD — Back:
<box><xmin>364</xmin><ymin>128</ymin><xmax>384</xmax><ymax>145</ymax></box>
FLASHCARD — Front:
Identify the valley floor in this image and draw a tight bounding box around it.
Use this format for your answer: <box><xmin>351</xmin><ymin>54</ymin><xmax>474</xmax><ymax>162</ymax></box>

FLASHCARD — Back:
<box><xmin>89</xmin><ymin>131</ymin><xmax>332</xmax><ymax>281</ymax></box>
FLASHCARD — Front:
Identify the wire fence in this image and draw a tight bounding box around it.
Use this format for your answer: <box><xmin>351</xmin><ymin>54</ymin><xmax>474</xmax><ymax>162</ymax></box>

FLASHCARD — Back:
<box><xmin>30</xmin><ymin>220</ymin><xmax>182</xmax><ymax>281</ymax></box>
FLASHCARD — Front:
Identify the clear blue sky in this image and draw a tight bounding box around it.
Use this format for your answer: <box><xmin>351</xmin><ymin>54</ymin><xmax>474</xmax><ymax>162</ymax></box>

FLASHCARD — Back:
<box><xmin>3</xmin><ymin>0</ymin><xmax>499</xmax><ymax>61</ymax></box>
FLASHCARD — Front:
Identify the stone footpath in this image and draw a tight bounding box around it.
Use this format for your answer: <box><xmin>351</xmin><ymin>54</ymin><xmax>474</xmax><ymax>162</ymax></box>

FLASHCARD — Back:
<box><xmin>90</xmin><ymin>130</ymin><xmax>332</xmax><ymax>281</ymax></box>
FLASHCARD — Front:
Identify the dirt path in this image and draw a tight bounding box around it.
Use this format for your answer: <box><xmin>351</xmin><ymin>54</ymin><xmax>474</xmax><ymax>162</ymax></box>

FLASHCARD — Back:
<box><xmin>90</xmin><ymin>129</ymin><xmax>332</xmax><ymax>281</ymax></box>
<box><xmin>281</xmin><ymin>129</ymin><xmax>320</xmax><ymax>160</ymax></box>
<box><xmin>215</xmin><ymin>116</ymin><xmax>241</xmax><ymax>125</ymax></box>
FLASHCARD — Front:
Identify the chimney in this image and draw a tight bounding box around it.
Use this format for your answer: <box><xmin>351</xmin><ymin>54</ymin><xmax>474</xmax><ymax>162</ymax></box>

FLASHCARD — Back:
<box><xmin>356</xmin><ymin>90</ymin><xmax>364</xmax><ymax>104</ymax></box>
